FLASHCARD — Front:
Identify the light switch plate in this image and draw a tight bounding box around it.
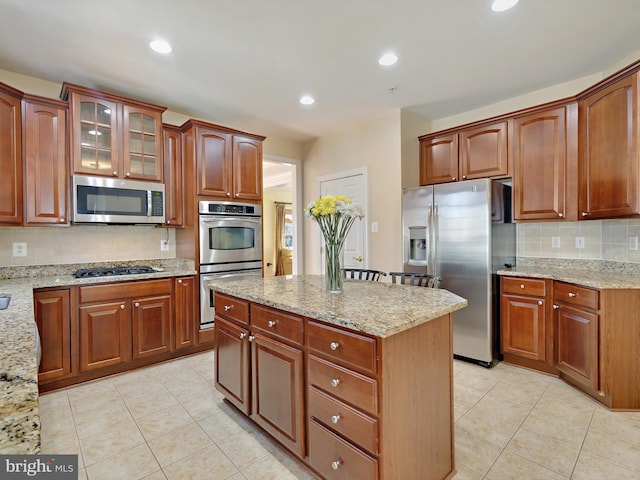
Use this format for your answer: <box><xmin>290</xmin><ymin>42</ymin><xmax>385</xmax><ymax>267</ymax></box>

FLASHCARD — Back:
<box><xmin>629</xmin><ymin>236</ymin><xmax>638</xmax><ymax>251</ymax></box>
<box><xmin>371</xmin><ymin>222</ymin><xmax>379</xmax><ymax>233</ymax></box>
<box><xmin>551</xmin><ymin>237</ymin><xmax>560</xmax><ymax>248</ymax></box>
<box><xmin>575</xmin><ymin>237</ymin><xmax>585</xmax><ymax>249</ymax></box>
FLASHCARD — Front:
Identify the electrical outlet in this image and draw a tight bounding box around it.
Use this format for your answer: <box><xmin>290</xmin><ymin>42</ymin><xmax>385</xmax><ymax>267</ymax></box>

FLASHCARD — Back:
<box><xmin>12</xmin><ymin>242</ymin><xmax>27</xmax><ymax>257</ymax></box>
<box><xmin>575</xmin><ymin>236</ymin><xmax>585</xmax><ymax>249</ymax></box>
<box><xmin>629</xmin><ymin>236</ymin><xmax>639</xmax><ymax>251</ymax></box>
<box><xmin>551</xmin><ymin>236</ymin><xmax>560</xmax><ymax>248</ymax></box>
<box><xmin>160</xmin><ymin>240</ymin><xmax>169</xmax><ymax>252</ymax></box>
<box><xmin>371</xmin><ymin>222</ymin><xmax>379</xmax><ymax>233</ymax></box>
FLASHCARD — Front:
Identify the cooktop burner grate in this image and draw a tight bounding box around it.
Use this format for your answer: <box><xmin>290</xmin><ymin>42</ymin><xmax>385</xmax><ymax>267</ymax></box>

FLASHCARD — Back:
<box><xmin>74</xmin><ymin>265</ymin><xmax>156</xmax><ymax>278</ymax></box>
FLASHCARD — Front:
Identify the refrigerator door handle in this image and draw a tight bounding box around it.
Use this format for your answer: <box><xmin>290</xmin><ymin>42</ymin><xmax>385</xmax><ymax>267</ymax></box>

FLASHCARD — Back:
<box><xmin>432</xmin><ymin>202</ymin><xmax>439</xmax><ymax>276</ymax></box>
<box><xmin>427</xmin><ymin>203</ymin><xmax>433</xmax><ymax>274</ymax></box>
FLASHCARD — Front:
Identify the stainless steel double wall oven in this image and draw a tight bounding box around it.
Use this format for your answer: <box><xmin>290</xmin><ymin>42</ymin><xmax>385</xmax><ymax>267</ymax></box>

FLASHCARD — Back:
<box><xmin>198</xmin><ymin>201</ymin><xmax>262</xmax><ymax>329</ymax></box>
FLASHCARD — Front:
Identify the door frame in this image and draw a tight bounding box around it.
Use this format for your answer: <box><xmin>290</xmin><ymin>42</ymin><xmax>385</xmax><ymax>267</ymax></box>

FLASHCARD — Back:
<box><xmin>316</xmin><ymin>167</ymin><xmax>369</xmax><ymax>273</ymax></box>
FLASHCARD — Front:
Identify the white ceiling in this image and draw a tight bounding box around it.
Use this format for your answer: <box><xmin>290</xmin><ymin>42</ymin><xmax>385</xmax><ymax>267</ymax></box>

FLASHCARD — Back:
<box><xmin>1</xmin><ymin>0</ymin><xmax>640</xmax><ymax>144</ymax></box>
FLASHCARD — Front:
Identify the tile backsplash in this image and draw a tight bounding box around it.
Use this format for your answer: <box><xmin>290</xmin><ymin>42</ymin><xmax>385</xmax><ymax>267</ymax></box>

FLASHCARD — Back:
<box><xmin>0</xmin><ymin>225</ymin><xmax>176</xmax><ymax>267</ymax></box>
<box><xmin>517</xmin><ymin>218</ymin><xmax>640</xmax><ymax>263</ymax></box>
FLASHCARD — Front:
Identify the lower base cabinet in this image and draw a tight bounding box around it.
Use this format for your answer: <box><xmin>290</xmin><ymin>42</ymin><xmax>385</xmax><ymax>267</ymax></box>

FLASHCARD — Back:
<box><xmin>34</xmin><ymin>288</ymin><xmax>73</xmax><ymax>383</ymax></box>
<box><xmin>214</xmin><ymin>292</ymin><xmax>455</xmax><ymax>480</ymax></box>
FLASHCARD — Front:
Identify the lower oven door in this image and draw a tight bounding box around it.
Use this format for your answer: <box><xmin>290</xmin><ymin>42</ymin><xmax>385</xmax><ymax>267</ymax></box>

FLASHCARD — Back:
<box><xmin>199</xmin><ymin>269</ymin><xmax>262</xmax><ymax>329</ymax></box>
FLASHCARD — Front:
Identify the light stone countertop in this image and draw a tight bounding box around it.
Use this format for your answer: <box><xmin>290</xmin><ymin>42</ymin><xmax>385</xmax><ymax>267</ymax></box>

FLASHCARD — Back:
<box><xmin>497</xmin><ymin>265</ymin><xmax>640</xmax><ymax>289</ymax></box>
<box><xmin>0</xmin><ymin>260</ymin><xmax>196</xmax><ymax>454</ymax></box>
<box><xmin>208</xmin><ymin>275</ymin><xmax>468</xmax><ymax>338</ymax></box>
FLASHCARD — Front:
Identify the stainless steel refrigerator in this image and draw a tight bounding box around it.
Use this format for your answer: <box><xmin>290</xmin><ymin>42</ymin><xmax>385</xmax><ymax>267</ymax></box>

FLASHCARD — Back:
<box><xmin>402</xmin><ymin>178</ymin><xmax>516</xmax><ymax>366</ymax></box>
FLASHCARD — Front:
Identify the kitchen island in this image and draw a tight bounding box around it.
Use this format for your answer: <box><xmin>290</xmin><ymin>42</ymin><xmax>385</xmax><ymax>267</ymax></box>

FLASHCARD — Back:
<box><xmin>209</xmin><ymin>275</ymin><xmax>467</xmax><ymax>480</ymax></box>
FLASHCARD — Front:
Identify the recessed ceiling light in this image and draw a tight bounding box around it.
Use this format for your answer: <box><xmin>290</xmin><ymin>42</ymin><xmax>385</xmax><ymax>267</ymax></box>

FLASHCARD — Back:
<box><xmin>491</xmin><ymin>0</ymin><xmax>519</xmax><ymax>12</ymax></box>
<box><xmin>300</xmin><ymin>95</ymin><xmax>315</xmax><ymax>105</ymax></box>
<box><xmin>378</xmin><ymin>53</ymin><xmax>398</xmax><ymax>66</ymax></box>
<box><xmin>149</xmin><ymin>39</ymin><xmax>172</xmax><ymax>54</ymax></box>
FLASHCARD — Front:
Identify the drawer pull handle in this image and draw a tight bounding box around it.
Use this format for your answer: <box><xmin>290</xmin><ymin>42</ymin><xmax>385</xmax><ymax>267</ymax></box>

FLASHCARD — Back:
<box><xmin>224</xmin><ymin>305</ymin><xmax>234</xmax><ymax>311</ymax></box>
<box><xmin>330</xmin><ymin>341</ymin><xmax>340</xmax><ymax>351</ymax></box>
<box><xmin>330</xmin><ymin>378</ymin><xmax>341</xmax><ymax>388</ymax></box>
<box><xmin>177</xmin><ymin>279</ymin><xmax>182</xmax><ymax>284</ymax></box>
<box><xmin>267</xmin><ymin>320</ymin><xmax>278</xmax><ymax>327</ymax></box>
<box><xmin>568</xmin><ymin>293</ymin><xmax>576</xmax><ymax>298</ymax></box>
<box><xmin>553</xmin><ymin>304</ymin><xmax>559</xmax><ymax>309</ymax></box>
<box><xmin>520</xmin><ymin>284</ymin><xmax>525</xmax><ymax>289</ymax></box>
<box><xmin>331</xmin><ymin>414</ymin><xmax>342</xmax><ymax>424</ymax></box>
<box><xmin>239</xmin><ymin>332</ymin><xmax>246</xmax><ymax>340</ymax></box>
<box><xmin>538</xmin><ymin>300</ymin><xmax>543</xmax><ymax>305</ymax></box>
<box><xmin>331</xmin><ymin>459</ymin><xmax>343</xmax><ymax>470</ymax></box>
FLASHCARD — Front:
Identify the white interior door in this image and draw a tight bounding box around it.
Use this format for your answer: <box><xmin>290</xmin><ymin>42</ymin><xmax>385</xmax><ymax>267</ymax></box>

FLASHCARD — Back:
<box><xmin>319</xmin><ymin>171</ymin><xmax>367</xmax><ymax>270</ymax></box>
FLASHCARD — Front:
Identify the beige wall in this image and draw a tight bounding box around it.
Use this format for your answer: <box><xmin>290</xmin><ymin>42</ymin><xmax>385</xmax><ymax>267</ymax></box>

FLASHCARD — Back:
<box><xmin>400</xmin><ymin>109</ymin><xmax>431</xmax><ymax>189</ymax></box>
<box><xmin>301</xmin><ymin>110</ymin><xmax>403</xmax><ymax>275</ymax></box>
<box><xmin>262</xmin><ymin>189</ymin><xmax>293</xmax><ymax>276</ymax></box>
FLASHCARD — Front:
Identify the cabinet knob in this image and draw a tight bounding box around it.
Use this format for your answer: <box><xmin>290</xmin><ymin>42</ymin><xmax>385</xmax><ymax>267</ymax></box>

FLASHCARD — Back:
<box><xmin>125</xmin><ymin>172</ymin><xmax>131</xmax><ymax>177</ymax></box>
<box><xmin>120</xmin><ymin>304</ymin><xmax>125</xmax><ymax>310</ymax></box>
<box><xmin>224</xmin><ymin>305</ymin><xmax>234</xmax><ymax>311</ymax></box>
<box><xmin>59</xmin><ymin>218</ymin><xmax>65</xmax><ymax>223</ymax></box>
<box><xmin>331</xmin><ymin>414</ymin><xmax>342</xmax><ymax>424</ymax></box>
<box><xmin>568</xmin><ymin>293</ymin><xmax>577</xmax><ymax>298</ymax></box>
<box><xmin>239</xmin><ymin>332</ymin><xmax>246</xmax><ymax>339</ymax></box>
<box><xmin>553</xmin><ymin>304</ymin><xmax>559</xmax><ymax>309</ymax></box>
<box><xmin>249</xmin><ymin>335</ymin><xmax>255</xmax><ymax>342</ymax></box>
<box><xmin>330</xmin><ymin>341</ymin><xmax>340</xmax><ymax>351</ymax></box>
<box><xmin>581</xmin><ymin>212</ymin><xmax>589</xmax><ymax>217</ymax></box>
<box><xmin>598</xmin><ymin>390</ymin><xmax>606</xmax><ymax>397</ymax></box>
<box><xmin>267</xmin><ymin>320</ymin><xmax>278</xmax><ymax>327</ymax></box>
<box><xmin>462</xmin><ymin>175</ymin><xmax>467</xmax><ymax>179</ymax></box>
<box><xmin>558</xmin><ymin>213</ymin><xmax>564</xmax><ymax>218</ymax></box>
<box><xmin>330</xmin><ymin>378</ymin><xmax>341</xmax><ymax>388</ymax></box>
<box><xmin>331</xmin><ymin>459</ymin><xmax>343</xmax><ymax>470</ymax></box>
<box><xmin>113</xmin><ymin>171</ymin><xmax>118</xmax><ymax>176</ymax></box>
<box><xmin>538</xmin><ymin>300</ymin><xmax>543</xmax><ymax>305</ymax></box>
<box><xmin>226</xmin><ymin>192</ymin><xmax>231</xmax><ymax>197</ymax></box>
<box><xmin>134</xmin><ymin>302</ymin><xmax>140</xmax><ymax>307</ymax></box>
<box><xmin>166</xmin><ymin>220</ymin><xmax>171</xmax><ymax>224</ymax></box>
<box><xmin>234</xmin><ymin>193</ymin><xmax>239</xmax><ymax>197</ymax></box>
<box><xmin>520</xmin><ymin>284</ymin><xmax>525</xmax><ymax>289</ymax></box>
<box><xmin>178</xmin><ymin>279</ymin><xmax>183</xmax><ymax>284</ymax></box>
<box><xmin>452</xmin><ymin>177</ymin><xmax>456</xmax><ymax>181</ymax></box>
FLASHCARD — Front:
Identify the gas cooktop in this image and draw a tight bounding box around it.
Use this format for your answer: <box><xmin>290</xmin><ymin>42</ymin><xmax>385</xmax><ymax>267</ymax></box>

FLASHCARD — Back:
<box><xmin>74</xmin><ymin>265</ymin><xmax>156</xmax><ymax>278</ymax></box>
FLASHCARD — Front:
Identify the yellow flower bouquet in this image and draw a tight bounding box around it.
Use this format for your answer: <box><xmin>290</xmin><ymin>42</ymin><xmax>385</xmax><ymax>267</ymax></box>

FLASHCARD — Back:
<box><xmin>305</xmin><ymin>195</ymin><xmax>365</xmax><ymax>292</ymax></box>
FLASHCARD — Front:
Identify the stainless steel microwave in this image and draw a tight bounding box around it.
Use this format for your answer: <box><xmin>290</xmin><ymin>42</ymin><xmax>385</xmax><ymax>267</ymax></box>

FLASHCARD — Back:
<box><xmin>72</xmin><ymin>174</ymin><xmax>165</xmax><ymax>224</ymax></box>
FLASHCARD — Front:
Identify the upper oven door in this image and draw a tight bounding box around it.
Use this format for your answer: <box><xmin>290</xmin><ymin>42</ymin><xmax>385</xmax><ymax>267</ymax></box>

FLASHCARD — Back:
<box><xmin>199</xmin><ymin>215</ymin><xmax>262</xmax><ymax>266</ymax></box>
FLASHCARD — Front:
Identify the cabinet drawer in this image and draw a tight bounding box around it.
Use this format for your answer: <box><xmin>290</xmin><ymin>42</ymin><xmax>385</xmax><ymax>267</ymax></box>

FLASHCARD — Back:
<box><xmin>308</xmin><ymin>419</ymin><xmax>378</xmax><ymax>480</ymax></box>
<box><xmin>554</xmin><ymin>282</ymin><xmax>599</xmax><ymax>310</ymax></box>
<box><xmin>251</xmin><ymin>304</ymin><xmax>304</xmax><ymax>345</ymax></box>
<box><xmin>79</xmin><ymin>279</ymin><xmax>171</xmax><ymax>304</ymax></box>
<box><xmin>309</xmin><ymin>386</ymin><xmax>378</xmax><ymax>455</ymax></box>
<box><xmin>308</xmin><ymin>355</ymin><xmax>377</xmax><ymax>416</ymax></box>
<box><xmin>502</xmin><ymin>277</ymin><xmax>546</xmax><ymax>296</ymax></box>
<box><xmin>307</xmin><ymin>320</ymin><xmax>377</xmax><ymax>375</ymax></box>
<box><xmin>214</xmin><ymin>292</ymin><xmax>249</xmax><ymax>325</ymax></box>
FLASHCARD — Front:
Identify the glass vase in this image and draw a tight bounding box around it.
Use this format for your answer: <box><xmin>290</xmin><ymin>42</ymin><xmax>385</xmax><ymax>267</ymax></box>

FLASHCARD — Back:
<box><xmin>325</xmin><ymin>242</ymin><xmax>344</xmax><ymax>293</ymax></box>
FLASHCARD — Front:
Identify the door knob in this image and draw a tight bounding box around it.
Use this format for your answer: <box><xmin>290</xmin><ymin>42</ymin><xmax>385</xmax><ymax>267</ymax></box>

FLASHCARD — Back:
<box><xmin>353</xmin><ymin>256</ymin><xmax>363</xmax><ymax>262</ymax></box>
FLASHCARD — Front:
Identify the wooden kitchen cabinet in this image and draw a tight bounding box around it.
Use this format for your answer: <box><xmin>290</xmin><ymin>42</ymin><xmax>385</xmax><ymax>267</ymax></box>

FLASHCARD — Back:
<box><xmin>182</xmin><ymin>120</ymin><xmax>265</xmax><ymax>201</ymax></box>
<box><xmin>174</xmin><ymin>276</ymin><xmax>197</xmax><ymax>350</ymax></box>
<box><xmin>215</xmin><ymin>316</ymin><xmax>251</xmax><ymax>414</ymax></box>
<box><xmin>34</xmin><ymin>288</ymin><xmax>75</xmax><ymax>384</ymax></box>
<box><xmin>500</xmin><ymin>277</ymin><xmax>555</xmax><ymax>373</ymax></box>
<box><xmin>578</xmin><ymin>71</ymin><xmax>639</xmax><ymax>219</ymax></box>
<box><xmin>162</xmin><ymin>124</ymin><xmax>184</xmax><ymax>226</ymax></box>
<box><xmin>131</xmin><ymin>294</ymin><xmax>172</xmax><ymax>360</ymax></box>
<box><xmin>22</xmin><ymin>94</ymin><xmax>69</xmax><ymax>225</ymax></box>
<box><xmin>62</xmin><ymin>83</ymin><xmax>166</xmax><ymax>181</ymax></box>
<box><xmin>0</xmin><ymin>82</ymin><xmax>23</xmax><ymax>225</ymax></box>
<box><xmin>512</xmin><ymin>102</ymin><xmax>578</xmax><ymax>221</ymax></box>
<box><xmin>419</xmin><ymin>119</ymin><xmax>509</xmax><ymax>185</ymax></box>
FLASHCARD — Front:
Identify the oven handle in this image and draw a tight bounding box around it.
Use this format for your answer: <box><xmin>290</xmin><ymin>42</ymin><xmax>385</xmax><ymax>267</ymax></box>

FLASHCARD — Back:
<box><xmin>199</xmin><ymin>216</ymin><xmax>261</xmax><ymax>224</ymax></box>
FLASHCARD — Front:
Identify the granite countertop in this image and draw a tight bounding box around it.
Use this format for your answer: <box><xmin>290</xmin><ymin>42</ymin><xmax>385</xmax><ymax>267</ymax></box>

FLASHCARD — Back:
<box><xmin>208</xmin><ymin>275</ymin><xmax>468</xmax><ymax>338</ymax></box>
<box><xmin>0</xmin><ymin>259</ymin><xmax>196</xmax><ymax>454</ymax></box>
<box><xmin>497</xmin><ymin>263</ymin><xmax>640</xmax><ymax>289</ymax></box>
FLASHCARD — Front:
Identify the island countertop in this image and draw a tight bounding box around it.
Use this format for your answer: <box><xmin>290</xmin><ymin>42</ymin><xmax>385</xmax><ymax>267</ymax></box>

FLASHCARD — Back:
<box><xmin>207</xmin><ymin>275</ymin><xmax>467</xmax><ymax>338</ymax></box>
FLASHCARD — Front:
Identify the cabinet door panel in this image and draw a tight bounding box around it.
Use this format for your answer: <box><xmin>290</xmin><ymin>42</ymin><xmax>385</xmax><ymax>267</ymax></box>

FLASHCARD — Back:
<box><xmin>197</xmin><ymin>128</ymin><xmax>232</xmax><ymax>197</ymax></box>
<box><xmin>419</xmin><ymin>134</ymin><xmax>458</xmax><ymax>185</ymax></box>
<box><xmin>251</xmin><ymin>333</ymin><xmax>305</xmax><ymax>458</ymax></box>
<box><xmin>460</xmin><ymin>120</ymin><xmax>509</xmax><ymax>180</ymax></box>
<box><xmin>174</xmin><ymin>277</ymin><xmax>196</xmax><ymax>350</ymax></box>
<box><xmin>79</xmin><ymin>302</ymin><xmax>131</xmax><ymax>371</ymax></box>
<box><xmin>162</xmin><ymin>125</ymin><xmax>183</xmax><ymax>226</ymax></box>
<box><xmin>214</xmin><ymin>316</ymin><xmax>250</xmax><ymax>414</ymax></box>
<box><xmin>579</xmin><ymin>73</ymin><xmax>639</xmax><ymax>218</ymax></box>
<box><xmin>122</xmin><ymin>105</ymin><xmax>163</xmax><ymax>181</ymax></box>
<box><xmin>35</xmin><ymin>289</ymin><xmax>73</xmax><ymax>383</ymax></box>
<box><xmin>557</xmin><ymin>305</ymin><xmax>598</xmax><ymax>390</ymax></box>
<box><xmin>23</xmin><ymin>99</ymin><xmax>68</xmax><ymax>225</ymax></box>
<box><xmin>132</xmin><ymin>295</ymin><xmax>172</xmax><ymax>359</ymax></box>
<box><xmin>232</xmin><ymin>136</ymin><xmax>262</xmax><ymax>200</ymax></box>
<box><xmin>0</xmin><ymin>89</ymin><xmax>22</xmax><ymax>224</ymax></box>
<box><xmin>501</xmin><ymin>294</ymin><xmax>545</xmax><ymax>361</ymax></box>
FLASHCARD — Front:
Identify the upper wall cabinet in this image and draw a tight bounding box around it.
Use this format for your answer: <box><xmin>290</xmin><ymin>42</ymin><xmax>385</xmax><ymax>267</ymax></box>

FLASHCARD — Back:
<box><xmin>23</xmin><ymin>94</ymin><xmax>69</xmax><ymax>225</ymax></box>
<box><xmin>182</xmin><ymin>120</ymin><xmax>265</xmax><ymax>201</ymax></box>
<box><xmin>419</xmin><ymin>119</ymin><xmax>509</xmax><ymax>185</ymax></box>
<box><xmin>512</xmin><ymin>102</ymin><xmax>578</xmax><ymax>221</ymax></box>
<box><xmin>0</xmin><ymin>82</ymin><xmax>23</xmax><ymax>225</ymax></box>
<box><xmin>162</xmin><ymin>124</ymin><xmax>184</xmax><ymax>227</ymax></box>
<box><xmin>61</xmin><ymin>83</ymin><xmax>166</xmax><ymax>182</ymax></box>
<box><xmin>578</xmin><ymin>71</ymin><xmax>639</xmax><ymax>219</ymax></box>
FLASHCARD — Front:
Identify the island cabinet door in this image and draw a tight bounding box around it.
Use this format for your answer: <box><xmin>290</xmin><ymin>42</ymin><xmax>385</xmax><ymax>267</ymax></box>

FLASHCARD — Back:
<box><xmin>250</xmin><ymin>332</ymin><xmax>305</xmax><ymax>459</ymax></box>
<box><xmin>214</xmin><ymin>316</ymin><xmax>250</xmax><ymax>415</ymax></box>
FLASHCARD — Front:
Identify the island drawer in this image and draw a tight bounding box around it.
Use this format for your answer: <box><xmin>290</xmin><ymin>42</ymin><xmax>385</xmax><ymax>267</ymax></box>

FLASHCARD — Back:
<box><xmin>502</xmin><ymin>277</ymin><xmax>546</xmax><ymax>296</ymax></box>
<box><xmin>79</xmin><ymin>279</ymin><xmax>171</xmax><ymax>303</ymax></box>
<box><xmin>307</xmin><ymin>320</ymin><xmax>377</xmax><ymax>375</ymax></box>
<box><xmin>308</xmin><ymin>386</ymin><xmax>378</xmax><ymax>455</ymax></box>
<box><xmin>553</xmin><ymin>282</ymin><xmax>599</xmax><ymax>310</ymax></box>
<box><xmin>308</xmin><ymin>419</ymin><xmax>378</xmax><ymax>480</ymax></box>
<box><xmin>308</xmin><ymin>355</ymin><xmax>377</xmax><ymax>416</ymax></box>
<box><xmin>251</xmin><ymin>304</ymin><xmax>304</xmax><ymax>345</ymax></box>
<box><xmin>214</xmin><ymin>292</ymin><xmax>249</xmax><ymax>325</ymax></box>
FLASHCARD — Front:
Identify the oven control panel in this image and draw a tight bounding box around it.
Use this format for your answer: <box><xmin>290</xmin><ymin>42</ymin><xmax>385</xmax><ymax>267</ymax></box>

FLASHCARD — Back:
<box><xmin>199</xmin><ymin>201</ymin><xmax>262</xmax><ymax>216</ymax></box>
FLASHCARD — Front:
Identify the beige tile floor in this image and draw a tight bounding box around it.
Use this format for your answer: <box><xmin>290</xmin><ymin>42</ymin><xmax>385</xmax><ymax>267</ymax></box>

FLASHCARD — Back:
<box><xmin>39</xmin><ymin>351</ymin><xmax>640</xmax><ymax>480</ymax></box>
